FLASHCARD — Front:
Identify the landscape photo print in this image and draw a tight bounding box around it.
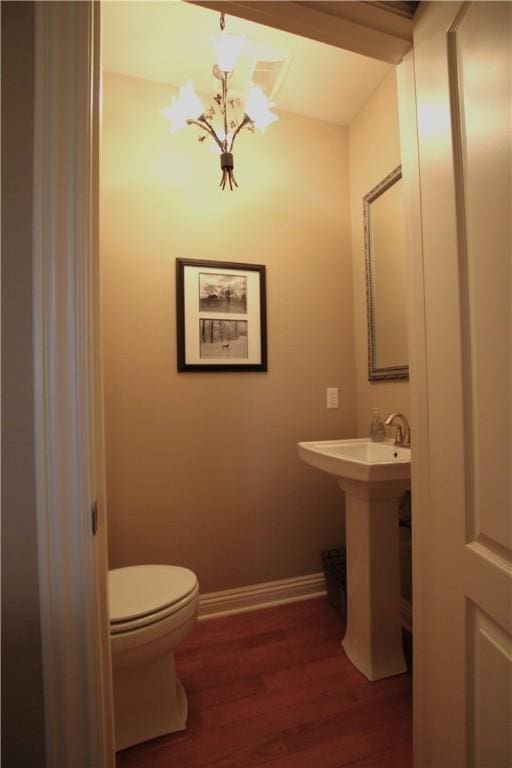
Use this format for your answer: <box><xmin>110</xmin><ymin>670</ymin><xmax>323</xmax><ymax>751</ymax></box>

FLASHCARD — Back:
<box><xmin>199</xmin><ymin>273</ymin><xmax>247</xmax><ymax>314</ymax></box>
<box><xmin>199</xmin><ymin>319</ymin><xmax>248</xmax><ymax>359</ymax></box>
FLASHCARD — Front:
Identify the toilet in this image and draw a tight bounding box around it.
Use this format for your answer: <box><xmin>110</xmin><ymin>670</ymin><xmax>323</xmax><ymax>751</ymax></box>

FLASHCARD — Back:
<box><xmin>109</xmin><ymin>564</ymin><xmax>199</xmax><ymax>751</ymax></box>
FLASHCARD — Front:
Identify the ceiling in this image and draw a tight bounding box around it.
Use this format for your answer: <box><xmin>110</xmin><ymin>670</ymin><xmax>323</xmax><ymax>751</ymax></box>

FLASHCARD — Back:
<box><xmin>101</xmin><ymin>1</ymin><xmax>392</xmax><ymax>126</ymax></box>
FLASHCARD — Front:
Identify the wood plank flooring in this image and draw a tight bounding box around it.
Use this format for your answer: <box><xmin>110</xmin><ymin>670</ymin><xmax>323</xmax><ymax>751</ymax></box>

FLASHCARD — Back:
<box><xmin>116</xmin><ymin>598</ymin><xmax>412</xmax><ymax>768</ymax></box>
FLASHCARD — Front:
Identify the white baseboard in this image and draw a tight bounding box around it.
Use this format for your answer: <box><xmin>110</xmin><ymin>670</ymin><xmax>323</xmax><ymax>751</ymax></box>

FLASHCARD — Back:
<box><xmin>199</xmin><ymin>573</ymin><xmax>414</xmax><ymax>632</ymax></box>
<box><xmin>198</xmin><ymin>572</ymin><xmax>326</xmax><ymax>620</ymax></box>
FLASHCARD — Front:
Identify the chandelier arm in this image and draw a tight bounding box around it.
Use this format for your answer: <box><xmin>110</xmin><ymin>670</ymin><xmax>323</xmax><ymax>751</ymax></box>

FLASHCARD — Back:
<box><xmin>221</xmin><ymin>74</ymin><xmax>229</xmax><ymax>151</ymax></box>
<box><xmin>187</xmin><ymin>118</ymin><xmax>224</xmax><ymax>151</ymax></box>
<box><xmin>219</xmin><ymin>167</ymin><xmax>238</xmax><ymax>192</ymax></box>
<box><xmin>229</xmin><ymin>114</ymin><xmax>253</xmax><ymax>152</ymax></box>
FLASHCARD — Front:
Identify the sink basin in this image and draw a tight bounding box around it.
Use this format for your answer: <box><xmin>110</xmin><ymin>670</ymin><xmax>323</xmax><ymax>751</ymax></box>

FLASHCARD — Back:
<box><xmin>298</xmin><ymin>438</ymin><xmax>410</xmax><ymax>484</ymax></box>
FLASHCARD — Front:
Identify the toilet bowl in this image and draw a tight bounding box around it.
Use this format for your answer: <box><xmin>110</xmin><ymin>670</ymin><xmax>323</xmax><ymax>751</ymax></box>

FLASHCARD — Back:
<box><xmin>109</xmin><ymin>564</ymin><xmax>199</xmax><ymax>751</ymax></box>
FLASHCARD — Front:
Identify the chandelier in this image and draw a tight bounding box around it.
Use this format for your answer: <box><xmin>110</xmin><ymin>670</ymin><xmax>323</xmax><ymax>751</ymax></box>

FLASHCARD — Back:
<box><xmin>160</xmin><ymin>13</ymin><xmax>279</xmax><ymax>191</ymax></box>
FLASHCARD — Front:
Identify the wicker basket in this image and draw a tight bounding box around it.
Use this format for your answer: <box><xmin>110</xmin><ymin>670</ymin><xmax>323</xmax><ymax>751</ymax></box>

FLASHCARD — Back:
<box><xmin>321</xmin><ymin>547</ymin><xmax>346</xmax><ymax>616</ymax></box>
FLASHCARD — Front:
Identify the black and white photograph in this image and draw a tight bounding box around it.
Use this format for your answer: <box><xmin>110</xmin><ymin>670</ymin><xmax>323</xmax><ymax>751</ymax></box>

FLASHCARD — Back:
<box><xmin>199</xmin><ymin>319</ymin><xmax>248</xmax><ymax>359</ymax></box>
<box><xmin>176</xmin><ymin>258</ymin><xmax>267</xmax><ymax>372</ymax></box>
<box><xmin>199</xmin><ymin>273</ymin><xmax>247</xmax><ymax>314</ymax></box>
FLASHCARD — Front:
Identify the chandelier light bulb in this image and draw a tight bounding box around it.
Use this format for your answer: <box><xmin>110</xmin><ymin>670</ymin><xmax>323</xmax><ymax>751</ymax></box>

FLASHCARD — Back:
<box><xmin>210</xmin><ymin>31</ymin><xmax>246</xmax><ymax>73</ymax></box>
<box><xmin>159</xmin><ymin>97</ymin><xmax>188</xmax><ymax>133</ymax></box>
<box><xmin>160</xmin><ymin>80</ymin><xmax>204</xmax><ymax>132</ymax></box>
<box><xmin>244</xmin><ymin>83</ymin><xmax>279</xmax><ymax>133</ymax></box>
<box><xmin>178</xmin><ymin>80</ymin><xmax>204</xmax><ymax>121</ymax></box>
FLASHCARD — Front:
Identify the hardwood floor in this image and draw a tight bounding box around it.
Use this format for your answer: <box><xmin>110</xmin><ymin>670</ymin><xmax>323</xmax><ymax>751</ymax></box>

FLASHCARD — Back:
<box><xmin>116</xmin><ymin>598</ymin><xmax>412</xmax><ymax>768</ymax></box>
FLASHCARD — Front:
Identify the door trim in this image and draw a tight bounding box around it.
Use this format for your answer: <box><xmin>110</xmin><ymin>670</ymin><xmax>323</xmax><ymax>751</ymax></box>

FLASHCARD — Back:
<box><xmin>32</xmin><ymin>2</ymin><xmax>114</xmax><ymax>765</ymax></box>
<box><xmin>396</xmin><ymin>46</ymin><xmax>432</xmax><ymax>766</ymax></box>
<box><xmin>30</xmin><ymin>2</ymin><xmax>422</xmax><ymax>764</ymax></box>
<box><xmin>191</xmin><ymin>0</ymin><xmax>413</xmax><ymax>63</ymax></box>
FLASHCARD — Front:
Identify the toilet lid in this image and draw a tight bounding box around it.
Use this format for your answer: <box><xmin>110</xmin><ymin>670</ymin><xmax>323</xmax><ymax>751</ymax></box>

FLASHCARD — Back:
<box><xmin>109</xmin><ymin>565</ymin><xmax>198</xmax><ymax>624</ymax></box>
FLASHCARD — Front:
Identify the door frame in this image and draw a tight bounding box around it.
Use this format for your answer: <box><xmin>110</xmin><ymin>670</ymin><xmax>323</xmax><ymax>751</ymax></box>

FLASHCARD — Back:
<box><xmin>31</xmin><ymin>2</ymin><xmax>425</xmax><ymax>765</ymax></box>
<box><xmin>396</xmin><ymin>40</ymin><xmax>432</xmax><ymax>767</ymax></box>
<box><xmin>32</xmin><ymin>2</ymin><xmax>114</xmax><ymax>765</ymax></box>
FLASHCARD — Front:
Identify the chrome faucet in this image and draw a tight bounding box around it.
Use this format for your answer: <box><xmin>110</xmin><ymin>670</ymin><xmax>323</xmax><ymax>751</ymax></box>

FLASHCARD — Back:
<box><xmin>384</xmin><ymin>413</ymin><xmax>411</xmax><ymax>447</ymax></box>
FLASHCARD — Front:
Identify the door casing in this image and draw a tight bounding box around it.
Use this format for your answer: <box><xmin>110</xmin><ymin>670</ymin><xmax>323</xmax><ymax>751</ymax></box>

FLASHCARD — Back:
<box><xmin>32</xmin><ymin>2</ymin><xmax>114</xmax><ymax>765</ymax></box>
<box><xmin>33</xmin><ymin>2</ymin><xmax>511</xmax><ymax>766</ymax></box>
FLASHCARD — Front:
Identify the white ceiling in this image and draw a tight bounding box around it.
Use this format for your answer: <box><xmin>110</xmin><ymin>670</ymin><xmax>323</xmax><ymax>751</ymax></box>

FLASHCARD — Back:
<box><xmin>101</xmin><ymin>1</ymin><xmax>392</xmax><ymax>126</ymax></box>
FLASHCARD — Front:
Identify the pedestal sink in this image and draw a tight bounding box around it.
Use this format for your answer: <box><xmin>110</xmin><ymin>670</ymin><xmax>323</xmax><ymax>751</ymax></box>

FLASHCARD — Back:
<box><xmin>298</xmin><ymin>438</ymin><xmax>411</xmax><ymax>681</ymax></box>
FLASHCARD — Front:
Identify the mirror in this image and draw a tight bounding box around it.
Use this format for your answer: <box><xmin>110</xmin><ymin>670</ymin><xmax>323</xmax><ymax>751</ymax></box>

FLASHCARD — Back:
<box><xmin>364</xmin><ymin>166</ymin><xmax>409</xmax><ymax>381</ymax></box>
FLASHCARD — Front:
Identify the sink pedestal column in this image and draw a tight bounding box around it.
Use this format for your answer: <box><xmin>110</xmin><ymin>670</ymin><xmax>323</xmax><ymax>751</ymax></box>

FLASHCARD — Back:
<box><xmin>338</xmin><ymin>478</ymin><xmax>408</xmax><ymax>681</ymax></box>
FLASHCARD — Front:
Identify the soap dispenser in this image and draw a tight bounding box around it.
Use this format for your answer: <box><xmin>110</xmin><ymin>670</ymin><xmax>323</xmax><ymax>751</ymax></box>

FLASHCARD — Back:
<box><xmin>369</xmin><ymin>408</ymin><xmax>386</xmax><ymax>442</ymax></box>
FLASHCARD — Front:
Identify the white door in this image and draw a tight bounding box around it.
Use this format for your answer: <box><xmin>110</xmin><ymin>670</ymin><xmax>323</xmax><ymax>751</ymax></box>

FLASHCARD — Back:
<box><xmin>408</xmin><ymin>2</ymin><xmax>512</xmax><ymax>765</ymax></box>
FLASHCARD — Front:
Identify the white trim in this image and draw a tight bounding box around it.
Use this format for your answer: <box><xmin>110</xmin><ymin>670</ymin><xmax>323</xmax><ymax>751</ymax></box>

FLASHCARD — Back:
<box><xmin>198</xmin><ymin>573</ymin><xmax>326</xmax><ymax>619</ymax></box>
<box><xmin>33</xmin><ymin>3</ymin><xmax>114</xmax><ymax>766</ymax></box>
<box><xmin>396</xmin><ymin>40</ymin><xmax>433</xmax><ymax>767</ymax></box>
<box><xmin>199</xmin><ymin>573</ymin><xmax>413</xmax><ymax>632</ymax></box>
<box><xmin>192</xmin><ymin>1</ymin><xmax>413</xmax><ymax>64</ymax></box>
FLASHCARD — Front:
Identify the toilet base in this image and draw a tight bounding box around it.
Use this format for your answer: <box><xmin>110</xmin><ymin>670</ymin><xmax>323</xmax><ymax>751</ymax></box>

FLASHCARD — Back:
<box><xmin>113</xmin><ymin>651</ymin><xmax>188</xmax><ymax>751</ymax></box>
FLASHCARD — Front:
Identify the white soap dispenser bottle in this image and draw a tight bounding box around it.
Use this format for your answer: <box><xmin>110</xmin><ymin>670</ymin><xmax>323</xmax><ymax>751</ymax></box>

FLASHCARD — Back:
<box><xmin>369</xmin><ymin>408</ymin><xmax>386</xmax><ymax>442</ymax></box>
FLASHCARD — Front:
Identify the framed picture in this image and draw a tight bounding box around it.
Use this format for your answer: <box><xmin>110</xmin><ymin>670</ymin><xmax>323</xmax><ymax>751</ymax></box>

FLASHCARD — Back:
<box><xmin>176</xmin><ymin>258</ymin><xmax>267</xmax><ymax>372</ymax></box>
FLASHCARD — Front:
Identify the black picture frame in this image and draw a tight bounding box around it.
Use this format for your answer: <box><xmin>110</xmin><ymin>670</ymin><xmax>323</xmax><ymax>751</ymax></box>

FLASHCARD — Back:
<box><xmin>176</xmin><ymin>258</ymin><xmax>267</xmax><ymax>372</ymax></box>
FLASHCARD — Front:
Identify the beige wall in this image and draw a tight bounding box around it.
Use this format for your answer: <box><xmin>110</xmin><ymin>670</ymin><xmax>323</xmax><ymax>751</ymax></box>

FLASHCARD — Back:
<box><xmin>349</xmin><ymin>69</ymin><xmax>409</xmax><ymax>436</ymax></box>
<box><xmin>101</xmin><ymin>72</ymin><xmax>357</xmax><ymax>592</ymax></box>
<box><xmin>1</xmin><ymin>3</ymin><xmax>47</xmax><ymax>765</ymax></box>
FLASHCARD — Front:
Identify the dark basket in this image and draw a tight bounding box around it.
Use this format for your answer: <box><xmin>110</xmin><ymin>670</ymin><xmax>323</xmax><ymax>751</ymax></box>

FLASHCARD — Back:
<box><xmin>321</xmin><ymin>547</ymin><xmax>347</xmax><ymax>616</ymax></box>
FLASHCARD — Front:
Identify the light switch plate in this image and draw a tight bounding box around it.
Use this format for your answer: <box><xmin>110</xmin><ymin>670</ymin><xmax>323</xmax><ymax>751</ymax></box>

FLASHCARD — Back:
<box><xmin>326</xmin><ymin>387</ymin><xmax>339</xmax><ymax>409</ymax></box>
